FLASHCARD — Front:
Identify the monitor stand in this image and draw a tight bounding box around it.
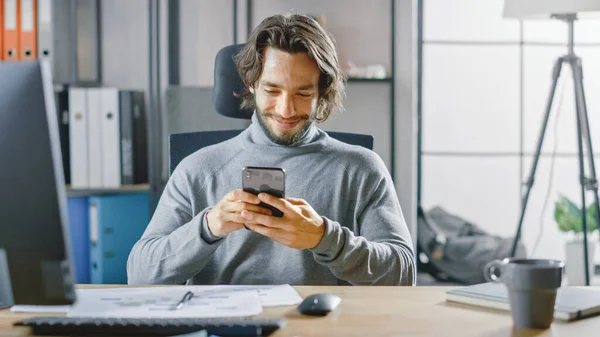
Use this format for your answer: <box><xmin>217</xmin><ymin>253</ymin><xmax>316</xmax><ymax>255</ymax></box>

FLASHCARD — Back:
<box><xmin>0</xmin><ymin>249</ymin><xmax>14</xmax><ymax>309</ymax></box>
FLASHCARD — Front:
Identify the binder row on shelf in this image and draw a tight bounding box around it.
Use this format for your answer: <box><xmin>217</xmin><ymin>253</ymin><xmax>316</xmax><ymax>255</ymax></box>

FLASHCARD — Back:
<box><xmin>0</xmin><ymin>0</ymin><xmax>36</xmax><ymax>61</ymax></box>
<box><xmin>68</xmin><ymin>193</ymin><xmax>150</xmax><ymax>284</ymax></box>
<box><xmin>1</xmin><ymin>0</ymin><xmax>99</xmax><ymax>83</ymax></box>
<box><xmin>56</xmin><ymin>86</ymin><xmax>149</xmax><ymax>189</ymax></box>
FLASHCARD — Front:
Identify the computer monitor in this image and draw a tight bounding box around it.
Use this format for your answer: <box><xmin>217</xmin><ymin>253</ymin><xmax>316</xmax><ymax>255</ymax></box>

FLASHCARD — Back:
<box><xmin>0</xmin><ymin>61</ymin><xmax>77</xmax><ymax>307</ymax></box>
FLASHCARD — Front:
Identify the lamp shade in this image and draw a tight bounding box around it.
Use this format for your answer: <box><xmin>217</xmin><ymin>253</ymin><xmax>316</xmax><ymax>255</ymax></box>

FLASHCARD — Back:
<box><xmin>503</xmin><ymin>0</ymin><xmax>600</xmax><ymax>19</ymax></box>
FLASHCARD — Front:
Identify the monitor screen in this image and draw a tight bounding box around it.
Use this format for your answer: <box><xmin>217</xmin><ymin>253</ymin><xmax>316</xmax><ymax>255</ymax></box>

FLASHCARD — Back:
<box><xmin>0</xmin><ymin>61</ymin><xmax>77</xmax><ymax>306</ymax></box>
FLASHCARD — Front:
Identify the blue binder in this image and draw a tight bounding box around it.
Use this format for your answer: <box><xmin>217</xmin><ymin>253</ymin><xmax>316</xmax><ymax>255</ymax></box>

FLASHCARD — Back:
<box><xmin>89</xmin><ymin>193</ymin><xmax>149</xmax><ymax>284</ymax></box>
<box><xmin>67</xmin><ymin>197</ymin><xmax>90</xmax><ymax>284</ymax></box>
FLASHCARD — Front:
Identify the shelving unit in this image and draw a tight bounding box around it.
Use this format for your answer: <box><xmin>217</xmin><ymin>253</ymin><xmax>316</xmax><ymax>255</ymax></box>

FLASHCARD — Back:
<box><xmin>12</xmin><ymin>0</ymin><xmax>152</xmax><ymax>201</ymax></box>
<box><xmin>66</xmin><ymin>184</ymin><xmax>150</xmax><ymax>197</ymax></box>
<box><xmin>4</xmin><ymin>1</ymin><xmax>406</xmax><ymax>216</ymax></box>
<box><xmin>4</xmin><ymin>0</ymin><xmax>417</xmax><ymax>254</ymax></box>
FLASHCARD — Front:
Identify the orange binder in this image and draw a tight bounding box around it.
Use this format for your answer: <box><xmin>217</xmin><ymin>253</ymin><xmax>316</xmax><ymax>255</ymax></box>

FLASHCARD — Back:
<box><xmin>2</xmin><ymin>0</ymin><xmax>19</xmax><ymax>61</ymax></box>
<box><xmin>19</xmin><ymin>0</ymin><xmax>35</xmax><ymax>60</ymax></box>
<box><xmin>0</xmin><ymin>0</ymin><xmax>4</xmax><ymax>61</ymax></box>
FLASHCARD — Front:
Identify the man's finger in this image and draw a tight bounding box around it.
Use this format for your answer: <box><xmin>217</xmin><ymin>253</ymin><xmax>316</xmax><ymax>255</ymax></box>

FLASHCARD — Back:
<box><xmin>241</xmin><ymin>210</ymin><xmax>289</xmax><ymax>229</ymax></box>
<box><xmin>227</xmin><ymin>189</ymin><xmax>261</xmax><ymax>204</ymax></box>
<box><xmin>241</xmin><ymin>211</ymin><xmax>273</xmax><ymax>226</ymax></box>
<box><xmin>219</xmin><ymin>213</ymin><xmax>250</xmax><ymax>225</ymax></box>
<box><xmin>225</xmin><ymin>202</ymin><xmax>272</xmax><ymax>216</ymax></box>
<box><xmin>245</xmin><ymin>223</ymin><xmax>286</xmax><ymax>239</ymax></box>
<box><xmin>223</xmin><ymin>221</ymin><xmax>245</xmax><ymax>231</ymax></box>
<box><xmin>285</xmin><ymin>197</ymin><xmax>306</xmax><ymax>205</ymax></box>
<box><xmin>258</xmin><ymin>193</ymin><xmax>293</xmax><ymax>211</ymax></box>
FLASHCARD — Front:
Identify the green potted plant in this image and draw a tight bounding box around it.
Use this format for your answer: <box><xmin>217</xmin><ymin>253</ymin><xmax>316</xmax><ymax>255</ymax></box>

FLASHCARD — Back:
<box><xmin>555</xmin><ymin>195</ymin><xmax>598</xmax><ymax>285</ymax></box>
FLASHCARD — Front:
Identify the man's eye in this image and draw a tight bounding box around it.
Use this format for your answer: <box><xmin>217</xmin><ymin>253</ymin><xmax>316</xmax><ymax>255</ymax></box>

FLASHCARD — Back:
<box><xmin>264</xmin><ymin>88</ymin><xmax>277</xmax><ymax>94</ymax></box>
<box><xmin>297</xmin><ymin>92</ymin><xmax>312</xmax><ymax>97</ymax></box>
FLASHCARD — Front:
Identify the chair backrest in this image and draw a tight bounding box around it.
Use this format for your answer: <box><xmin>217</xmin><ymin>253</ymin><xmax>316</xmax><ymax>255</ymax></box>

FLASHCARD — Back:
<box><xmin>169</xmin><ymin>130</ymin><xmax>373</xmax><ymax>175</ymax></box>
<box><xmin>168</xmin><ymin>43</ymin><xmax>374</xmax><ymax>175</ymax></box>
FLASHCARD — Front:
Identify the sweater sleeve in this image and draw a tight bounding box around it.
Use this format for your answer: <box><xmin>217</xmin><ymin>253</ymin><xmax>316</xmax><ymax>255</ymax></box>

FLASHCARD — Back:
<box><xmin>126</xmin><ymin>167</ymin><xmax>224</xmax><ymax>285</ymax></box>
<box><xmin>309</xmin><ymin>173</ymin><xmax>416</xmax><ymax>286</ymax></box>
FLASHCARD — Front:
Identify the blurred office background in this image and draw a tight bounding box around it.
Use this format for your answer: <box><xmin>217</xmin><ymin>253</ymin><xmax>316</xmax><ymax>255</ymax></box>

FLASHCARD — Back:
<box><xmin>3</xmin><ymin>0</ymin><xmax>598</xmax><ymax>285</ymax></box>
<box><xmin>420</xmin><ymin>0</ymin><xmax>600</xmax><ymax>284</ymax></box>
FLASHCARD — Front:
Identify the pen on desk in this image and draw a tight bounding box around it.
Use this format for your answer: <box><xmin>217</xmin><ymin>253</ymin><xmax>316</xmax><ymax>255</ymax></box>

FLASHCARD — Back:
<box><xmin>173</xmin><ymin>291</ymin><xmax>194</xmax><ymax>310</ymax></box>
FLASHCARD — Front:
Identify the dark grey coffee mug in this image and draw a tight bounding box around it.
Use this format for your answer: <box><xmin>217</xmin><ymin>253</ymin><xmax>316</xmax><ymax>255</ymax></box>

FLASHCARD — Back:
<box><xmin>484</xmin><ymin>258</ymin><xmax>564</xmax><ymax>329</ymax></box>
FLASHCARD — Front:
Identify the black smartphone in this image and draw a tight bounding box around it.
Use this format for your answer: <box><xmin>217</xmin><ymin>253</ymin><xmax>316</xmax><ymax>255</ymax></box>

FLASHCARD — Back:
<box><xmin>242</xmin><ymin>166</ymin><xmax>285</xmax><ymax>217</ymax></box>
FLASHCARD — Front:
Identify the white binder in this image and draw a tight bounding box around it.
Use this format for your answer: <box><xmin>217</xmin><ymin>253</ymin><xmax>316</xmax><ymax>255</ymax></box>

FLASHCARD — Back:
<box><xmin>86</xmin><ymin>88</ymin><xmax>103</xmax><ymax>188</ymax></box>
<box><xmin>100</xmin><ymin>88</ymin><xmax>121</xmax><ymax>188</ymax></box>
<box><xmin>37</xmin><ymin>0</ymin><xmax>70</xmax><ymax>82</ymax></box>
<box><xmin>37</xmin><ymin>0</ymin><xmax>99</xmax><ymax>83</ymax></box>
<box><xmin>68</xmin><ymin>88</ymin><xmax>88</xmax><ymax>188</ymax></box>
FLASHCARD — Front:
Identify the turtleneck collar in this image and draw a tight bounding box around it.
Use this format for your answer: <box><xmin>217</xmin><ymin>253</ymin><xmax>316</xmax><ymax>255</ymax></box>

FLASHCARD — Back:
<box><xmin>246</xmin><ymin>111</ymin><xmax>322</xmax><ymax>148</ymax></box>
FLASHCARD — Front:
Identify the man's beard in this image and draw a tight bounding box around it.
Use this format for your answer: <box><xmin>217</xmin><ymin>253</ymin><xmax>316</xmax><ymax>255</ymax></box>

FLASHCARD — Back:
<box><xmin>256</xmin><ymin>106</ymin><xmax>315</xmax><ymax>146</ymax></box>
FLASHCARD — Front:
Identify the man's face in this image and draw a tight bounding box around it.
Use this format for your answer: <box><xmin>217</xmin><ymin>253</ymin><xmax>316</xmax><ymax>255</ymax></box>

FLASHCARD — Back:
<box><xmin>253</xmin><ymin>47</ymin><xmax>320</xmax><ymax>145</ymax></box>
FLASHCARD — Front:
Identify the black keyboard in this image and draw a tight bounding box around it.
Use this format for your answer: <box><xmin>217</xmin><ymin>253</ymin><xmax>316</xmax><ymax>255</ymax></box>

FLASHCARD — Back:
<box><xmin>15</xmin><ymin>316</ymin><xmax>286</xmax><ymax>336</ymax></box>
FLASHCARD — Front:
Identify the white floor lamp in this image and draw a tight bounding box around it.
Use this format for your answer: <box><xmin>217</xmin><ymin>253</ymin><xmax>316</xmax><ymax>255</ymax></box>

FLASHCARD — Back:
<box><xmin>503</xmin><ymin>0</ymin><xmax>600</xmax><ymax>286</ymax></box>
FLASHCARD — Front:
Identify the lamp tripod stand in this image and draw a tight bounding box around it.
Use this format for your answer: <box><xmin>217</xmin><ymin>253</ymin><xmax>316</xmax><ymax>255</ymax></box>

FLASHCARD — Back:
<box><xmin>509</xmin><ymin>14</ymin><xmax>600</xmax><ymax>286</ymax></box>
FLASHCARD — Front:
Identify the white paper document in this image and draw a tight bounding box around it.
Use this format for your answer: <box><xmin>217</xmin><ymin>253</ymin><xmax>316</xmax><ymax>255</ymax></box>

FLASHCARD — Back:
<box><xmin>67</xmin><ymin>287</ymin><xmax>262</xmax><ymax>318</ymax></box>
<box><xmin>209</xmin><ymin>284</ymin><xmax>303</xmax><ymax>306</ymax></box>
<box><xmin>78</xmin><ymin>284</ymin><xmax>302</xmax><ymax>307</ymax></box>
<box><xmin>10</xmin><ymin>305</ymin><xmax>70</xmax><ymax>313</ymax></box>
<box><xmin>10</xmin><ymin>284</ymin><xmax>302</xmax><ymax>318</ymax></box>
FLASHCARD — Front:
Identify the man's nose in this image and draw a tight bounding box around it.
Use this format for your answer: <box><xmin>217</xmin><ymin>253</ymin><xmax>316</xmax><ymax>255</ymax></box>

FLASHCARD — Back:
<box><xmin>276</xmin><ymin>94</ymin><xmax>296</xmax><ymax>118</ymax></box>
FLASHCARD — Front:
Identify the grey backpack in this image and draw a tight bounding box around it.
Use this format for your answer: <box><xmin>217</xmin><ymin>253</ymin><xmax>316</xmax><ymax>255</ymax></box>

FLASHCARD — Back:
<box><xmin>417</xmin><ymin>206</ymin><xmax>527</xmax><ymax>285</ymax></box>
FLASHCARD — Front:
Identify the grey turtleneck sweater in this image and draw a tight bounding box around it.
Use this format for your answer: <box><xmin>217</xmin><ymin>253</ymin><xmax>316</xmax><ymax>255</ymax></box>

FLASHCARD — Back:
<box><xmin>127</xmin><ymin>113</ymin><xmax>416</xmax><ymax>286</ymax></box>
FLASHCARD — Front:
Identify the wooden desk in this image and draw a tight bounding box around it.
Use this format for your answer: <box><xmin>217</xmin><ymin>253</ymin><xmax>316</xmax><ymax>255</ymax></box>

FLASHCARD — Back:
<box><xmin>1</xmin><ymin>286</ymin><xmax>600</xmax><ymax>337</ymax></box>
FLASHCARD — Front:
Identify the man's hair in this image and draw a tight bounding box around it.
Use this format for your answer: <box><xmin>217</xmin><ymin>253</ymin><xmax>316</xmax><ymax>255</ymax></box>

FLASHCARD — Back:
<box><xmin>234</xmin><ymin>13</ymin><xmax>346</xmax><ymax>122</ymax></box>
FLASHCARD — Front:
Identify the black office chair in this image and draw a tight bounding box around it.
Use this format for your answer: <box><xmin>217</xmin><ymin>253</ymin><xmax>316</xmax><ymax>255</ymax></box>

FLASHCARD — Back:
<box><xmin>168</xmin><ymin>44</ymin><xmax>374</xmax><ymax>175</ymax></box>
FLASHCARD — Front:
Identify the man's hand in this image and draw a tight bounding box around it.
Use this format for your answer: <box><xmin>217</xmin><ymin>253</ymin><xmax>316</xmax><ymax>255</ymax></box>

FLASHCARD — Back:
<box><xmin>242</xmin><ymin>193</ymin><xmax>325</xmax><ymax>250</ymax></box>
<box><xmin>206</xmin><ymin>189</ymin><xmax>272</xmax><ymax>238</ymax></box>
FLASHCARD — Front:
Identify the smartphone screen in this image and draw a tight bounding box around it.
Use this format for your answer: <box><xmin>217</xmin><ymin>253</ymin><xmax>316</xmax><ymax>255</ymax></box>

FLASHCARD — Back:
<box><xmin>242</xmin><ymin>167</ymin><xmax>285</xmax><ymax>217</ymax></box>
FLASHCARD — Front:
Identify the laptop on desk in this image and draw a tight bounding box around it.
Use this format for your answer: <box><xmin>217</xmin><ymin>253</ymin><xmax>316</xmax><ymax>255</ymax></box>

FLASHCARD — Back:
<box><xmin>446</xmin><ymin>282</ymin><xmax>600</xmax><ymax>321</ymax></box>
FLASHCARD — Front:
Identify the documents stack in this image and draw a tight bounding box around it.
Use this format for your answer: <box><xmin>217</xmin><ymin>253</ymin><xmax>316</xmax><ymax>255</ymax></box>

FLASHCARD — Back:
<box><xmin>65</xmin><ymin>86</ymin><xmax>148</xmax><ymax>189</ymax></box>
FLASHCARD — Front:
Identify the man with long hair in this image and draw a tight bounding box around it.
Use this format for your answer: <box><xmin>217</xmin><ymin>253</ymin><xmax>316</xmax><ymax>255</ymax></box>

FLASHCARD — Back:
<box><xmin>128</xmin><ymin>13</ymin><xmax>415</xmax><ymax>286</ymax></box>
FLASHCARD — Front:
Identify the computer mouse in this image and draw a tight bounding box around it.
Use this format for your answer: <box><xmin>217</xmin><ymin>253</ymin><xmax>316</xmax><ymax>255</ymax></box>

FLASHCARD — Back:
<box><xmin>296</xmin><ymin>293</ymin><xmax>341</xmax><ymax>316</ymax></box>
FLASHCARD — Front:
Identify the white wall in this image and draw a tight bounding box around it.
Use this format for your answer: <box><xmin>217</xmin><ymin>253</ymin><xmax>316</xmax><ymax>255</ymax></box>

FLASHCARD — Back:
<box><xmin>100</xmin><ymin>0</ymin><xmax>149</xmax><ymax>90</ymax></box>
<box><xmin>420</xmin><ymin>0</ymin><xmax>600</xmax><ymax>264</ymax></box>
